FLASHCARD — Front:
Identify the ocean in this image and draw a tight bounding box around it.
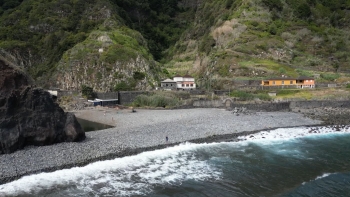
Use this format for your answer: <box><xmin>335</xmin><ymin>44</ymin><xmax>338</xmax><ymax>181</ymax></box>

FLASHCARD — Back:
<box><xmin>0</xmin><ymin>126</ymin><xmax>350</xmax><ymax>197</ymax></box>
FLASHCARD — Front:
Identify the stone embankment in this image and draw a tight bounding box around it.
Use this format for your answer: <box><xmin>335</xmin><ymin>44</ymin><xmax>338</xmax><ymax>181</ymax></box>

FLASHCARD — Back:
<box><xmin>226</xmin><ymin>100</ymin><xmax>350</xmax><ymax>125</ymax></box>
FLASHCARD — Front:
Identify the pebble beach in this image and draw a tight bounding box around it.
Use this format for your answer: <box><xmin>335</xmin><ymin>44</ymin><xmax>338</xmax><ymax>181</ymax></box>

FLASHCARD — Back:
<box><xmin>0</xmin><ymin>108</ymin><xmax>323</xmax><ymax>184</ymax></box>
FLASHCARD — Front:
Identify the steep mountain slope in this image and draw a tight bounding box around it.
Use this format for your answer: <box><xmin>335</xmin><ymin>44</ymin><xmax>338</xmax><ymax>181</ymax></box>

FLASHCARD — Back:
<box><xmin>166</xmin><ymin>0</ymin><xmax>350</xmax><ymax>89</ymax></box>
<box><xmin>0</xmin><ymin>0</ymin><xmax>194</xmax><ymax>91</ymax></box>
<box><xmin>1</xmin><ymin>0</ymin><xmax>350</xmax><ymax>91</ymax></box>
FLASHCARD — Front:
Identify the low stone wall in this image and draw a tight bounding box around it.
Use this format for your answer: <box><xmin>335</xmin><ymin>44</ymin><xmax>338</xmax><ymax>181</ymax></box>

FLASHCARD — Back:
<box><xmin>290</xmin><ymin>100</ymin><xmax>350</xmax><ymax>109</ymax></box>
<box><xmin>192</xmin><ymin>99</ymin><xmax>291</xmax><ymax>111</ymax></box>
<box><xmin>193</xmin><ymin>100</ymin><xmax>224</xmax><ymax>108</ymax></box>
<box><xmin>233</xmin><ymin>80</ymin><xmax>261</xmax><ymax>86</ymax></box>
<box><xmin>214</xmin><ymin>90</ymin><xmax>230</xmax><ymax>95</ymax></box>
<box><xmin>290</xmin><ymin>100</ymin><xmax>350</xmax><ymax>125</ymax></box>
<box><xmin>57</xmin><ymin>90</ymin><xmax>79</xmax><ymax>98</ymax></box>
<box><xmin>231</xmin><ymin>102</ymin><xmax>290</xmax><ymax>112</ymax></box>
<box><xmin>191</xmin><ymin>99</ymin><xmax>350</xmax><ymax>111</ymax></box>
<box><xmin>96</xmin><ymin>92</ymin><xmax>118</xmax><ymax>100</ymax></box>
<box><xmin>118</xmin><ymin>91</ymin><xmax>149</xmax><ymax>105</ymax></box>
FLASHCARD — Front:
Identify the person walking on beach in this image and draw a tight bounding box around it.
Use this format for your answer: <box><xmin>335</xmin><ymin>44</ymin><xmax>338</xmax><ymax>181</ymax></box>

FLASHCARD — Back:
<box><xmin>166</xmin><ymin>136</ymin><xmax>168</xmax><ymax>143</ymax></box>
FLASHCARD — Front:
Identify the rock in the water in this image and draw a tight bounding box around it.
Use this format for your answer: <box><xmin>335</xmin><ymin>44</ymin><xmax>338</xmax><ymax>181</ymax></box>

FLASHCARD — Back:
<box><xmin>0</xmin><ymin>58</ymin><xmax>85</xmax><ymax>154</ymax></box>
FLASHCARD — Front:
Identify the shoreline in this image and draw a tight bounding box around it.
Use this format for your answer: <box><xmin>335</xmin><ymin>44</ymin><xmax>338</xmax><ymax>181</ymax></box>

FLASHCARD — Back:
<box><xmin>0</xmin><ymin>108</ymin><xmax>327</xmax><ymax>185</ymax></box>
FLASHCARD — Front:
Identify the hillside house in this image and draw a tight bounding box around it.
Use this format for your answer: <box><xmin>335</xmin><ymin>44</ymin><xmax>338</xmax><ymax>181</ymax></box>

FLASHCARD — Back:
<box><xmin>173</xmin><ymin>75</ymin><xmax>196</xmax><ymax>90</ymax></box>
<box><xmin>296</xmin><ymin>76</ymin><xmax>315</xmax><ymax>88</ymax></box>
<box><xmin>262</xmin><ymin>77</ymin><xmax>315</xmax><ymax>89</ymax></box>
<box><xmin>262</xmin><ymin>77</ymin><xmax>296</xmax><ymax>86</ymax></box>
<box><xmin>160</xmin><ymin>78</ymin><xmax>177</xmax><ymax>90</ymax></box>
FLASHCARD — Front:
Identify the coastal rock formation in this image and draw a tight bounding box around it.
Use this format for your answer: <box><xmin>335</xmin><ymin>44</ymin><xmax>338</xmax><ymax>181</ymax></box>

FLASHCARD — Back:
<box><xmin>0</xmin><ymin>58</ymin><xmax>85</xmax><ymax>154</ymax></box>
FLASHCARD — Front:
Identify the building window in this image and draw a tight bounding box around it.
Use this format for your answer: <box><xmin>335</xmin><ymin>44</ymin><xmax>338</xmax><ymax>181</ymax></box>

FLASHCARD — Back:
<box><xmin>182</xmin><ymin>84</ymin><xmax>184</xmax><ymax>87</ymax></box>
<box><xmin>272</xmin><ymin>81</ymin><xmax>275</xmax><ymax>85</ymax></box>
<box><xmin>190</xmin><ymin>84</ymin><xmax>193</xmax><ymax>87</ymax></box>
<box><xmin>166</xmin><ymin>84</ymin><xmax>168</xmax><ymax>87</ymax></box>
<box><xmin>282</xmin><ymin>81</ymin><xmax>284</xmax><ymax>85</ymax></box>
<box><xmin>290</xmin><ymin>81</ymin><xmax>293</xmax><ymax>84</ymax></box>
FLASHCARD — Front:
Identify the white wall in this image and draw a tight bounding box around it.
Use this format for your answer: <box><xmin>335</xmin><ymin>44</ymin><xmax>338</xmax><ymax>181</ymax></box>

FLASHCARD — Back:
<box><xmin>173</xmin><ymin>77</ymin><xmax>183</xmax><ymax>82</ymax></box>
<box><xmin>183</xmin><ymin>77</ymin><xmax>194</xmax><ymax>82</ymax></box>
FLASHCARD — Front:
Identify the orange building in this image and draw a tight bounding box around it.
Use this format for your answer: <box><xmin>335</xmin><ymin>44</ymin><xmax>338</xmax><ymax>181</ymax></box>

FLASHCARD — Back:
<box><xmin>296</xmin><ymin>76</ymin><xmax>315</xmax><ymax>88</ymax></box>
<box><xmin>262</xmin><ymin>77</ymin><xmax>315</xmax><ymax>88</ymax></box>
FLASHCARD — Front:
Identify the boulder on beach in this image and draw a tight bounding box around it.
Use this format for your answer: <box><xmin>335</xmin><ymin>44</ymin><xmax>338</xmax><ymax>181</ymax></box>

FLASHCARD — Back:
<box><xmin>0</xmin><ymin>57</ymin><xmax>85</xmax><ymax>154</ymax></box>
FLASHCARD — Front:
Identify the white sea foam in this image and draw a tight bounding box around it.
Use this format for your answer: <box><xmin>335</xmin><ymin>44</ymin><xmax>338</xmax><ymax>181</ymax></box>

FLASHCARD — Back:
<box><xmin>0</xmin><ymin>142</ymin><xmax>222</xmax><ymax>197</ymax></box>
<box><xmin>1</xmin><ymin>126</ymin><xmax>349</xmax><ymax>196</ymax></box>
<box><xmin>236</xmin><ymin>126</ymin><xmax>350</xmax><ymax>159</ymax></box>
<box><xmin>237</xmin><ymin>126</ymin><xmax>350</xmax><ymax>142</ymax></box>
<box><xmin>315</xmin><ymin>173</ymin><xmax>333</xmax><ymax>180</ymax></box>
<box><xmin>302</xmin><ymin>172</ymin><xmax>335</xmax><ymax>185</ymax></box>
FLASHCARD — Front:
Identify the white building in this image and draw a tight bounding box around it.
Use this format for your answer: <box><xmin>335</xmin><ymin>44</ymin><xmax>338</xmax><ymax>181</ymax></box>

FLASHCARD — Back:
<box><xmin>173</xmin><ymin>75</ymin><xmax>196</xmax><ymax>90</ymax></box>
<box><xmin>160</xmin><ymin>78</ymin><xmax>177</xmax><ymax>90</ymax></box>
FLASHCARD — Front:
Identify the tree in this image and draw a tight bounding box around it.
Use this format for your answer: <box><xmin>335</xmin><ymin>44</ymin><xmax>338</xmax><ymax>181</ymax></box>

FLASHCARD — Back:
<box><xmin>261</xmin><ymin>0</ymin><xmax>283</xmax><ymax>11</ymax></box>
<box><xmin>332</xmin><ymin>62</ymin><xmax>340</xmax><ymax>72</ymax></box>
<box><xmin>133</xmin><ymin>71</ymin><xmax>145</xmax><ymax>80</ymax></box>
<box><xmin>2</xmin><ymin>0</ymin><xmax>20</xmax><ymax>10</ymax></box>
<box><xmin>114</xmin><ymin>81</ymin><xmax>131</xmax><ymax>91</ymax></box>
<box><xmin>225</xmin><ymin>0</ymin><xmax>233</xmax><ymax>9</ymax></box>
<box><xmin>297</xmin><ymin>3</ymin><xmax>311</xmax><ymax>18</ymax></box>
<box><xmin>81</xmin><ymin>85</ymin><xmax>95</xmax><ymax>99</ymax></box>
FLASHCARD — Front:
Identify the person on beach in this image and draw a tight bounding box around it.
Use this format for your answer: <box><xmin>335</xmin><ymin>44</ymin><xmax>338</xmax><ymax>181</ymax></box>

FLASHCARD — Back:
<box><xmin>166</xmin><ymin>136</ymin><xmax>168</xmax><ymax>143</ymax></box>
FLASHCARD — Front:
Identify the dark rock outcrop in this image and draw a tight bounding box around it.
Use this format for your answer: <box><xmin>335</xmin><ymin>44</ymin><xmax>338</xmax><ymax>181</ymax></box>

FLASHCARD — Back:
<box><xmin>0</xmin><ymin>58</ymin><xmax>85</xmax><ymax>154</ymax></box>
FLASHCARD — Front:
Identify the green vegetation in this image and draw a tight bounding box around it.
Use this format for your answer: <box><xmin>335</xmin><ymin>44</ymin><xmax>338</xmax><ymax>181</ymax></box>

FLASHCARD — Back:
<box><xmin>0</xmin><ymin>0</ymin><xmax>22</xmax><ymax>14</ymax></box>
<box><xmin>113</xmin><ymin>0</ymin><xmax>191</xmax><ymax>61</ymax></box>
<box><xmin>0</xmin><ymin>0</ymin><xmax>102</xmax><ymax>80</ymax></box>
<box><xmin>81</xmin><ymin>85</ymin><xmax>95</xmax><ymax>99</ymax></box>
<box><xmin>276</xmin><ymin>89</ymin><xmax>301</xmax><ymax>96</ymax></box>
<box><xmin>133</xmin><ymin>71</ymin><xmax>146</xmax><ymax>80</ymax></box>
<box><xmin>320</xmin><ymin>73</ymin><xmax>340</xmax><ymax>81</ymax></box>
<box><xmin>114</xmin><ymin>81</ymin><xmax>135</xmax><ymax>91</ymax></box>
<box><xmin>132</xmin><ymin>93</ymin><xmax>180</xmax><ymax>108</ymax></box>
<box><xmin>295</xmin><ymin>69</ymin><xmax>314</xmax><ymax>77</ymax></box>
<box><xmin>1</xmin><ymin>0</ymin><xmax>350</xmax><ymax>91</ymax></box>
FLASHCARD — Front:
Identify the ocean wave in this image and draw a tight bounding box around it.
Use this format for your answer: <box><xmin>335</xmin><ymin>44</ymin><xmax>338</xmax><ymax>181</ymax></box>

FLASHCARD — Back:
<box><xmin>0</xmin><ymin>142</ymin><xmax>222</xmax><ymax>197</ymax></box>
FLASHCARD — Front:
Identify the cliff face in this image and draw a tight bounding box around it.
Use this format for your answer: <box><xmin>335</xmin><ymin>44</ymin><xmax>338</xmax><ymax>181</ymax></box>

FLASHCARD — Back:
<box><xmin>54</xmin><ymin>29</ymin><xmax>159</xmax><ymax>92</ymax></box>
<box><xmin>0</xmin><ymin>58</ymin><xmax>85</xmax><ymax>154</ymax></box>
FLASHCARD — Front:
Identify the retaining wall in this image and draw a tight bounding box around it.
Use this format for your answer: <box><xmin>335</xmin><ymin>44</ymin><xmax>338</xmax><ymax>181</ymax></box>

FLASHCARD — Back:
<box><xmin>193</xmin><ymin>100</ymin><xmax>224</xmax><ymax>108</ymax></box>
<box><xmin>96</xmin><ymin>92</ymin><xmax>118</xmax><ymax>100</ymax></box>
<box><xmin>57</xmin><ymin>90</ymin><xmax>79</xmax><ymax>98</ymax></box>
<box><xmin>290</xmin><ymin>100</ymin><xmax>350</xmax><ymax>109</ymax></box>
<box><xmin>231</xmin><ymin>102</ymin><xmax>291</xmax><ymax>112</ymax></box>
<box><xmin>118</xmin><ymin>91</ymin><xmax>149</xmax><ymax>105</ymax></box>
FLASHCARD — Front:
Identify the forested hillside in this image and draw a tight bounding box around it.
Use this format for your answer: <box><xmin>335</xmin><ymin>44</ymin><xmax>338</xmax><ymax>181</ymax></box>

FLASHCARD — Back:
<box><xmin>0</xmin><ymin>0</ymin><xmax>350</xmax><ymax>91</ymax></box>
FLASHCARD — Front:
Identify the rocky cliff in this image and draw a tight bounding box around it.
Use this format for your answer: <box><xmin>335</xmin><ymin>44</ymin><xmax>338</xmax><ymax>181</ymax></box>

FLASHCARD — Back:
<box><xmin>0</xmin><ymin>58</ymin><xmax>85</xmax><ymax>154</ymax></box>
<box><xmin>54</xmin><ymin>29</ymin><xmax>159</xmax><ymax>92</ymax></box>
